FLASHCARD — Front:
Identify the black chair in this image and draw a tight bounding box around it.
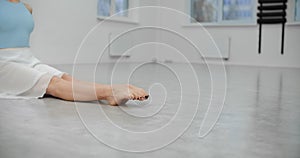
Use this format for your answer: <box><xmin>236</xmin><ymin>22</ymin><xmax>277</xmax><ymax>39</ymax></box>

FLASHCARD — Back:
<box><xmin>257</xmin><ymin>0</ymin><xmax>287</xmax><ymax>55</ymax></box>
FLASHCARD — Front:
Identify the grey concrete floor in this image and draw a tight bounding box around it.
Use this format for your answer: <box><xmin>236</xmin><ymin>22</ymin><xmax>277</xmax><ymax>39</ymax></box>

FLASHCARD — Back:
<box><xmin>0</xmin><ymin>63</ymin><xmax>300</xmax><ymax>158</ymax></box>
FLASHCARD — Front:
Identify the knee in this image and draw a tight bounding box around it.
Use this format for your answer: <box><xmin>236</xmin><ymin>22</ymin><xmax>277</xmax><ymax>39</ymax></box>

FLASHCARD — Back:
<box><xmin>46</xmin><ymin>76</ymin><xmax>63</xmax><ymax>96</ymax></box>
<box><xmin>46</xmin><ymin>77</ymin><xmax>74</xmax><ymax>101</ymax></box>
<box><xmin>61</xmin><ymin>74</ymin><xmax>73</xmax><ymax>81</ymax></box>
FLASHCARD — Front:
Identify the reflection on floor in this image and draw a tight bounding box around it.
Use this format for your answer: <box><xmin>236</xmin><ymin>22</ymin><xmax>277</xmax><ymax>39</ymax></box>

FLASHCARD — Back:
<box><xmin>0</xmin><ymin>63</ymin><xmax>299</xmax><ymax>158</ymax></box>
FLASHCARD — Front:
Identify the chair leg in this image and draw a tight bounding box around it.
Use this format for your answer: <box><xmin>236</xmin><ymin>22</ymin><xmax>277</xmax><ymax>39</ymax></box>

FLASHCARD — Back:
<box><xmin>281</xmin><ymin>23</ymin><xmax>285</xmax><ymax>55</ymax></box>
<box><xmin>258</xmin><ymin>24</ymin><xmax>262</xmax><ymax>54</ymax></box>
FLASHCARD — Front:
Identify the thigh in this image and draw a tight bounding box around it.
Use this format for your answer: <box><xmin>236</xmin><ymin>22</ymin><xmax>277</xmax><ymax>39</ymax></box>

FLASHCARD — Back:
<box><xmin>34</xmin><ymin>64</ymin><xmax>65</xmax><ymax>78</ymax></box>
<box><xmin>0</xmin><ymin>61</ymin><xmax>44</xmax><ymax>95</ymax></box>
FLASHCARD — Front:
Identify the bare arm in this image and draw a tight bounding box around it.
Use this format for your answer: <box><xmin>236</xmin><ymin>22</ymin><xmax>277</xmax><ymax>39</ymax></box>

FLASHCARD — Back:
<box><xmin>23</xmin><ymin>3</ymin><xmax>33</xmax><ymax>14</ymax></box>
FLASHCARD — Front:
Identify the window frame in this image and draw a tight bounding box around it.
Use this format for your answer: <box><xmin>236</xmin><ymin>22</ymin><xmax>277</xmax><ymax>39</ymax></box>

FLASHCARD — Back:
<box><xmin>187</xmin><ymin>0</ymin><xmax>256</xmax><ymax>26</ymax></box>
<box><xmin>97</xmin><ymin>0</ymin><xmax>139</xmax><ymax>24</ymax></box>
<box><xmin>295</xmin><ymin>0</ymin><xmax>300</xmax><ymax>22</ymax></box>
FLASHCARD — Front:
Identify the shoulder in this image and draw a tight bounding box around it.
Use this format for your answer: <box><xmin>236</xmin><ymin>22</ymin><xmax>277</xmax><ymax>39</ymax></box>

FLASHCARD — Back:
<box><xmin>23</xmin><ymin>3</ymin><xmax>33</xmax><ymax>14</ymax></box>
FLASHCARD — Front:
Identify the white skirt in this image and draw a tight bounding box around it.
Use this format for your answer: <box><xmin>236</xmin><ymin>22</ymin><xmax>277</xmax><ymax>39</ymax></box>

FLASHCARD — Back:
<box><xmin>0</xmin><ymin>48</ymin><xmax>64</xmax><ymax>99</ymax></box>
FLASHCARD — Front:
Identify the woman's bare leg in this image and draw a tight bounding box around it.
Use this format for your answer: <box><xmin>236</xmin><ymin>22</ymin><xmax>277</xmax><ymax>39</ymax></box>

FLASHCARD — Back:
<box><xmin>61</xmin><ymin>74</ymin><xmax>73</xmax><ymax>81</ymax></box>
<box><xmin>60</xmin><ymin>74</ymin><xmax>149</xmax><ymax>102</ymax></box>
<box><xmin>46</xmin><ymin>75</ymin><xmax>149</xmax><ymax>106</ymax></box>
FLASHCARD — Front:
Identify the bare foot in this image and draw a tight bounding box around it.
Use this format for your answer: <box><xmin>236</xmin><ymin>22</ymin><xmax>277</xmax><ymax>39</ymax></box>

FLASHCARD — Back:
<box><xmin>105</xmin><ymin>84</ymin><xmax>149</xmax><ymax>106</ymax></box>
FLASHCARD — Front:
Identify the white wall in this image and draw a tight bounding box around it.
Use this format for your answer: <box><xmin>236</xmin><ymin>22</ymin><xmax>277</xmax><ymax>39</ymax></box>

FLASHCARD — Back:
<box><xmin>26</xmin><ymin>0</ymin><xmax>159</xmax><ymax>64</ymax></box>
<box><xmin>25</xmin><ymin>0</ymin><xmax>300</xmax><ymax>68</ymax></box>
<box><xmin>25</xmin><ymin>0</ymin><xmax>97</xmax><ymax>64</ymax></box>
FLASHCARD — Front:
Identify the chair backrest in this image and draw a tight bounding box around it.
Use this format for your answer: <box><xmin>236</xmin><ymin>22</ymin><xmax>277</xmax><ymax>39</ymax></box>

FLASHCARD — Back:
<box><xmin>257</xmin><ymin>0</ymin><xmax>287</xmax><ymax>24</ymax></box>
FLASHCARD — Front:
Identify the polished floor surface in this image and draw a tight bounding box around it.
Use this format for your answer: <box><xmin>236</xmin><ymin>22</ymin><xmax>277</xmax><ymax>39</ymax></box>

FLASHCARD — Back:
<box><xmin>0</xmin><ymin>63</ymin><xmax>300</xmax><ymax>158</ymax></box>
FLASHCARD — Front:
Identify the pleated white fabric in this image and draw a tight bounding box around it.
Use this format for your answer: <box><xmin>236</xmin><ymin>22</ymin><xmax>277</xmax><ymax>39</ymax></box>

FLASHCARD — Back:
<box><xmin>0</xmin><ymin>48</ymin><xmax>64</xmax><ymax>99</ymax></box>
